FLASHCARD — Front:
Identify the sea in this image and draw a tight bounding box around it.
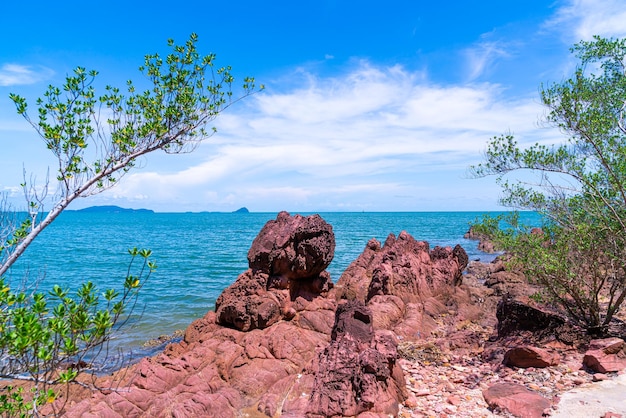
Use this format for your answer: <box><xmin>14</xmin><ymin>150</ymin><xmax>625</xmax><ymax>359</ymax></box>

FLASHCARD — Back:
<box><xmin>4</xmin><ymin>211</ymin><xmax>538</xmax><ymax>361</ymax></box>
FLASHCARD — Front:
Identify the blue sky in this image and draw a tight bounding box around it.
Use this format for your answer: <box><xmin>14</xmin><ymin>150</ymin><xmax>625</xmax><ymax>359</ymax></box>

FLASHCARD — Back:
<box><xmin>1</xmin><ymin>0</ymin><xmax>626</xmax><ymax>212</ymax></box>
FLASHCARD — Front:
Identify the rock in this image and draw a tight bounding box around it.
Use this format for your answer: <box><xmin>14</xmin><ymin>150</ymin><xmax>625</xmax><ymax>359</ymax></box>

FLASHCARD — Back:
<box><xmin>304</xmin><ymin>300</ymin><xmax>407</xmax><ymax>417</ymax></box>
<box><xmin>503</xmin><ymin>346</ymin><xmax>560</xmax><ymax>368</ymax></box>
<box><xmin>496</xmin><ymin>297</ymin><xmax>568</xmax><ymax>339</ymax></box>
<box><xmin>484</xmin><ymin>271</ymin><xmax>526</xmax><ymax>296</ymax></box>
<box><xmin>247</xmin><ymin>211</ymin><xmax>335</xmax><ymax>280</ymax></box>
<box><xmin>482</xmin><ymin>383</ymin><xmax>551</xmax><ymax>418</ymax></box>
<box><xmin>583</xmin><ymin>338</ymin><xmax>626</xmax><ymax>373</ymax></box>
<box><xmin>216</xmin><ymin>212</ymin><xmax>335</xmax><ymax>331</ymax></box>
<box><xmin>60</xmin><ymin>214</ymin><xmax>472</xmax><ymax>417</ymax></box>
<box><xmin>215</xmin><ymin>269</ymin><xmax>285</xmax><ymax>331</ymax></box>
<box><xmin>464</xmin><ymin>225</ymin><xmax>499</xmax><ymax>253</ymax></box>
<box><xmin>335</xmin><ymin>232</ymin><xmax>469</xmax><ymax>339</ymax></box>
<box><xmin>336</xmin><ymin>231</ymin><xmax>468</xmax><ymax>305</ymax></box>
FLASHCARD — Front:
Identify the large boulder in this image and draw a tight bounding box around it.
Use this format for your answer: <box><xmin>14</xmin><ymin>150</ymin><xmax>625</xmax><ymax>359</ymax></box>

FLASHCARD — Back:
<box><xmin>496</xmin><ymin>297</ymin><xmax>567</xmax><ymax>339</ymax></box>
<box><xmin>248</xmin><ymin>211</ymin><xmax>335</xmax><ymax>279</ymax></box>
<box><xmin>216</xmin><ymin>212</ymin><xmax>335</xmax><ymax>331</ymax></box>
<box><xmin>503</xmin><ymin>346</ymin><xmax>560</xmax><ymax>368</ymax></box>
<box><xmin>306</xmin><ymin>300</ymin><xmax>407</xmax><ymax>417</ymax></box>
<box><xmin>214</xmin><ymin>269</ymin><xmax>286</xmax><ymax>331</ymax></box>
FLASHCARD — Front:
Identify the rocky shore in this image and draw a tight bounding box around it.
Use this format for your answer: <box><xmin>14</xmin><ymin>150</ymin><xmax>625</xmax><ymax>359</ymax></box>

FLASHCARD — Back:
<box><xmin>56</xmin><ymin>212</ymin><xmax>626</xmax><ymax>417</ymax></box>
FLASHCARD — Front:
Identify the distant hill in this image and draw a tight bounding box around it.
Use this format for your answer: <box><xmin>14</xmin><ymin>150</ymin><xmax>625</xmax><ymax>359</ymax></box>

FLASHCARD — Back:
<box><xmin>233</xmin><ymin>207</ymin><xmax>250</xmax><ymax>214</ymax></box>
<box><xmin>76</xmin><ymin>205</ymin><xmax>154</xmax><ymax>214</ymax></box>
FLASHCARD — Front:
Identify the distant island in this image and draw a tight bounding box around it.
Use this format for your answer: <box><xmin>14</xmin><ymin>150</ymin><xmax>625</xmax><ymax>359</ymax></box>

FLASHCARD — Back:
<box><xmin>233</xmin><ymin>207</ymin><xmax>249</xmax><ymax>214</ymax></box>
<box><xmin>75</xmin><ymin>205</ymin><xmax>155</xmax><ymax>214</ymax></box>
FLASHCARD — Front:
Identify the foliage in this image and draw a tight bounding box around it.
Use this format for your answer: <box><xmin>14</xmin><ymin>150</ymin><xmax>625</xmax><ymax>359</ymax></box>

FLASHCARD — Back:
<box><xmin>0</xmin><ymin>248</ymin><xmax>155</xmax><ymax>417</ymax></box>
<box><xmin>1</xmin><ymin>32</ymin><xmax>261</xmax><ymax>277</ymax></box>
<box><xmin>0</xmin><ymin>33</ymin><xmax>258</xmax><ymax>416</ymax></box>
<box><xmin>470</xmin><ymin>36</ymin><xmax>626</xmax><ymax>335</ymax></box>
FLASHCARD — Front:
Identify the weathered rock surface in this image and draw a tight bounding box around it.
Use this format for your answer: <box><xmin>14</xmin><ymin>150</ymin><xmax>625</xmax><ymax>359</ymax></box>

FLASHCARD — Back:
<box><xmin>262</xmin><ymin>300</ymin><xmax>408</xmax><ymax>417</ymax></box>
<box><xmin>482</xmin><ymin>383</ymin><xmax>551</xmax><ymax>418</ymax></box>
<box><xmin>215</xmin><ymin>211</ymin><xmax>335</xmax><ymax>331</ymax></box>
<box><xmin>496</xmin><ymin>297</ymin><xmax>567</xmax><ymax>339</ymax></box>
<box><xmin>67</xmin><ymin>213</ymin><xmax>478</xmax><ymax>417</ymax></box>
<box><xmin>503</xmin><ymin>346</ymin><xmax>560</xmax><ymax>368</ymax></box>
<box><xmin>334</xmin><ymin>232</ymin><xmax>469</xmax><ymax>339</ymax></box>
<box><xmin>247</xmin><ymin>211</ymin><xmax>335</xmax><ymax>279</ymax></box>
<box><xmin>464</xmin><ymin>225</ymin><xmax>499</xmax><ymax>253</ymax></box>
<box><xmin>306</xmin><ymin>301</ymin><xmax>407</xmax><ymax>417</ymax></box>
<box><xmin>583</xmin><ymin>337</ymin><xmax>626</xmax><ymax>373</ymax></box>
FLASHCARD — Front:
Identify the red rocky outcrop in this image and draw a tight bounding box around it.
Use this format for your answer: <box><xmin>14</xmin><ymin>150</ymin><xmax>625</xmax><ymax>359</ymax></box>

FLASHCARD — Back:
<box><xmin>335</xmin><ymin>231</ymin><xmax>468</xmax><ymax>338</ymax></box>
<box><xmin>216</xmin><ymin>211</ymin><xmax>335</xmax><ymax>331</ymax></box>
<box><xmin>305</xmin><ymin>300</ymin><xmax>407</xmax><ymax>417</ymax></box>
<box><xmin>248</xmin><ymin>211</ymin><xmax>335</xmax><ymax>279</ymax></box>
<box><xmin>63</xmin><ymin>214</ymin><xmax>470</xmax><ymax>417</ymax></box>
<box><xmin>336</xmin><ymin>232</ymin><xmax>467</xmax><ymax>304</ymax></box>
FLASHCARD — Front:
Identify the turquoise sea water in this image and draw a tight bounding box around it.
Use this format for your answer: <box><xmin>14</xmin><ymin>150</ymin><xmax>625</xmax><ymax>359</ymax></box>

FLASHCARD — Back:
<box><xmin>5</xmin><ymin>211</ymin><xmax>538</xmax><ymax>357</ymax></box>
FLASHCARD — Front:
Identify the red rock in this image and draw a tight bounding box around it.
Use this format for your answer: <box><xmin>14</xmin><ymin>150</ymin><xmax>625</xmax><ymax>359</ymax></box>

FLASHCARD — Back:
<box><xmin>603</xmin><ymin>413</ymin><xmax>623</xmax><ymax>418</ymax></box>
<box><xmin>215</xmin><ymin>269</ymin><xmax>286</xmax><ymax>331</ymax></box>
<box><xmin>216</xmin><ymin>212</ymin><xmax>336</xmax><ymax>331</ymax></box>
<box><xmin>62</xmin><ymin>214</ymin><xmax>472</xmax><ymax>417</ymax></box>
<box><xmin>503</xmin><ymin>346</ymin><xmax>560</xmax><ymax>368</ymax></box>
<box><xmin>483</xmin><ymin>383</ymin><xmax>551</xmax><ymax>418</ymax></box>
<box><xmin>336</xmin><ymin>232</ymin><xmax>467</xmax><ymax>305</ymax></box>
<box><xmin>247</xmin><ymin>211</ymin><xmax>335</xmax><ymax>279</ymax></box>
<box><xmin>304</xmin><ymin>301</ymin><xmax>407</xmax><ymax>417</ymax></box>
<box><xmin>583</xmin><ymin>338</ymin><xmax>626</xmax><ymax>373</ymax></box>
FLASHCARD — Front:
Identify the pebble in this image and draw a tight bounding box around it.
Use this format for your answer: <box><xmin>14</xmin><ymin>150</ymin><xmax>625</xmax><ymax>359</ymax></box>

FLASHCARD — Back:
<box><xmin>398</xmin><ymin>327</ymin><xmax>595</xmax><ymax>418</ymax></box>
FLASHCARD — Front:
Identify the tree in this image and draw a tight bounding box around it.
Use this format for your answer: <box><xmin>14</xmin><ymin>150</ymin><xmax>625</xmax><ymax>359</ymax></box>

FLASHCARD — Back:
<box><xmin>1</xmin><ymin>32</ymin><xmax>261</xmax><ymax>277</ymax></box>
<box><xmin>0</xmin><ymin>248</ymin><xmax>155</xmax><ymax>417</ymax></box>
<box><xmin>0</xmin><ymin>34</ymin><xmax>259</xmax><ymax>415</ymax></box>
<box><xmin>470</xmin><ymin>36</ymin><xmax>626</xmax><ymax>335</ymax></box>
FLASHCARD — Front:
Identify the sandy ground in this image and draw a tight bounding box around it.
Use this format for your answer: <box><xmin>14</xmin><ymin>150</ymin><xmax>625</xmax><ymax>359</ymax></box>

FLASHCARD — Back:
<box><xmin>551</xmin><ymin>373</ymin><xmax>626</xmax><ymax>417</ymax></box>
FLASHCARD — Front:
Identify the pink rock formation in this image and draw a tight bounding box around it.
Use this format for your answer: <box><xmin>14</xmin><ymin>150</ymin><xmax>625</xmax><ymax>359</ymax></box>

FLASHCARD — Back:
<box><xmin>335</xmin><ymin>231</ymin><xmax>468</xmax><ymax>338</ymax></box>
<box><xmin>63</xmin><ymin>214</ymin><xmax>469</xmax><ymax>417</ymax></box>
<box><xmin>583</xmin><ymin>337</ymin><xmax>626</xmax><ymax>373</ymax></box>
<box><xmin>336</xmin><ymin>231</ymin><xmax>467</xmax><ymax>304</ymax></box>
<box><xmin>248</xmin><ymin>211</ymin><xmax>335</xmax><ymax>279</ymax></box>
<box><xmin>305</xmin><ymin>300</ymin><xmax>407</xmax><ymax>417</ymax></box>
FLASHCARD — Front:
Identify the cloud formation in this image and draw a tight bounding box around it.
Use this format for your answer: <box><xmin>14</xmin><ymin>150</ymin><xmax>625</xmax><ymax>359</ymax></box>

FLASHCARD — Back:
<box><xmin>547</xmin><ymin>0</ymin><xmax>626</xmax><ymax>41</ymax></box>
<box><xmin>0</xmin><ymin>64</ymin><xmax>52</xmax><ymax>86</ymax></box>
<box><xmin>102</xmin><ymin>62</ymin><xmax>554</xmax><ymax>212</ymax></box>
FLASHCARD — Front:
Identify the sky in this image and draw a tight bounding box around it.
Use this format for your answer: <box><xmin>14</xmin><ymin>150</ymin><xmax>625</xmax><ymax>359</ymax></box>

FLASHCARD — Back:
<box><xmin>1</xmin><ymin>0</ymin><xmax>626</xmax><ymax>213</ymax></box>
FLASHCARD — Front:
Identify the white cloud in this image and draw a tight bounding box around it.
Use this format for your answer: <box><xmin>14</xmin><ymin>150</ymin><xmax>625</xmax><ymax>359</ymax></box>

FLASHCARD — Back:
<box><xmin>0</xmin><ymin>64</ymin><xmax>53</xmax><ymax>86</ymax></box>
<box><xmin>103</xmin><ymin>61</ymin><xmax>556</xmax><ymax>212</ymax></box>
<box><xmin>463</xmin><ymin>41</ymin><xmax>511</xmax><ymax>81</ymax></box>
<box><xmin>547</xmin><ymin>0</ymin><xmax>626</xmax><ymax>41</ymax></box>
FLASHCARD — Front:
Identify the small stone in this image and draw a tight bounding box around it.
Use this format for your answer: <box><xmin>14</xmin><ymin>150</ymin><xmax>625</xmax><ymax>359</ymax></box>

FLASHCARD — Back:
<box><xmin>404</xmin><ymin>394</ymin><xmax>419</xmax><ymax>408</ymax></box>
<box><xmin>413</xmin><ymin>389</ymin><xmax>430</xmax><ymax>397</ymax></box>
<box><xmin>446</xmin><ymin>394</ymin><xmax>462</xmax><ymax>406</ymax></box>
<box><xmin>592</xmin><ymin>373</ymin><xmax>609</xmax><ymax>381</ymax></box>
